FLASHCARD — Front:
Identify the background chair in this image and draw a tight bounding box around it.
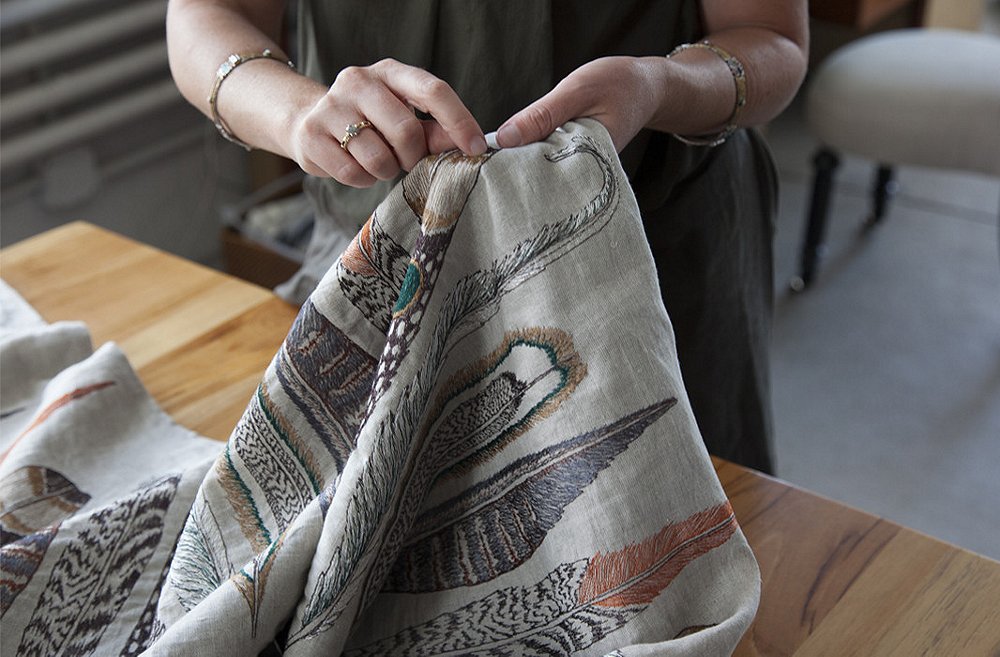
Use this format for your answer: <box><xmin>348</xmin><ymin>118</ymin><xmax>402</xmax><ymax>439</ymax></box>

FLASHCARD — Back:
<box><xmin>792</xmin><ymin>28</ymin><xmax>1000</xmax><ymax>290</ymax></box>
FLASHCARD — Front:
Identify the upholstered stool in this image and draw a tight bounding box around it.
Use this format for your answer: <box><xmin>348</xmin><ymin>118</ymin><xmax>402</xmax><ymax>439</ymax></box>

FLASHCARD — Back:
<box><xmin>792</xmin><ymin>28</ymin><xmax>1000</xmax><ymax>290</ymax></box>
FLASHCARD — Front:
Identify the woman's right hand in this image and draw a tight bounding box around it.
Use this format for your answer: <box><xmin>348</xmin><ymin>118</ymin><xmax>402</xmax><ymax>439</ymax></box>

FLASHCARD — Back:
<box><xmin>287</xmin><ymin>58</ymin><xmax>487</xmax><ymax>188</ymax></box>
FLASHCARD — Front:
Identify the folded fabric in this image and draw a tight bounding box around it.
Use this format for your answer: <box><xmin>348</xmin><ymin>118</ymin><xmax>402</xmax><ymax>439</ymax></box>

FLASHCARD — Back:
<box><xmin>0</xmin><ymin>286</ymin><xmax>222</xmax><ymax>656</ymax></box>
<box><xmin>0</xmin><ymin>119</ymin><xmax>758</xmax><ymax>657</ymax></box>
<box><xmin>154</xmin><ymin>119</ymin><xmax>759</xmax><ymax>655</ymax></box>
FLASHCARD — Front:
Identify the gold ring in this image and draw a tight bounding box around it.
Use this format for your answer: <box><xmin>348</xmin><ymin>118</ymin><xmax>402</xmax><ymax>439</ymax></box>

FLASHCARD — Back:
<box><xmin>340</xmin><ymin>120</ymin><xmax>373</xmax><ymax>150</ymax></box>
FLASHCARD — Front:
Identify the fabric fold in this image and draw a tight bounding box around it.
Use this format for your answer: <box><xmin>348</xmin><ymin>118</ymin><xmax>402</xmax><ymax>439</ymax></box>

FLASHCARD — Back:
<box><xmin>0</xmin><ymin>290</ymin><xmax>223</xmax><ymax>657</ymax></box>
<box><xmin>155</xmin><ymin>119</ymin><xmax>759</xmax><ymax>656</ymax></box>
<box><xmin>0</xmin><ymin>118</ymin><xmax>758</xmax><ymax>657</ymax></box>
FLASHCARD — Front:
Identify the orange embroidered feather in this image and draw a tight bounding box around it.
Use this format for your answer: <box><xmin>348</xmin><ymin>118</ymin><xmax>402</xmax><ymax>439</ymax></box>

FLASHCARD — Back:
<box><xmin>577</xmin><ymin>502</ymin><xmax>738</xmax><ymax>607</ymax></box>
<box><xmin>0</xmin><ymin>382</ymin><xmax>115</xmax><ymax>465</ymax></box>
<box><xmin>340</xmin><ymin>218</ymin><xmax>377</xmax><ymax>276</ymax></box>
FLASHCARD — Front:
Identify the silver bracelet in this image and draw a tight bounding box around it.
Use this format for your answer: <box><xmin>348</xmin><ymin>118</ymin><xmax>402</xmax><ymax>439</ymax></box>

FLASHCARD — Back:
<box><xmin>208</xmin><ymin>49</ymin><xmax>295</xmax><ymax>151</ymax></box>
<box><xmin>667</xmin><ymin>41</ymin><xmax>747</xmax><ymax>147</ymax></box>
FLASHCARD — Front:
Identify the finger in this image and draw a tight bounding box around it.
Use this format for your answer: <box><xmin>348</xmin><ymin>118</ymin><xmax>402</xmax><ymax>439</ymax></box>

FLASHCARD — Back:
<box><xmin>343</xmin><ymin>125</ymin><xmax>401</xmax><ymax>181</ymax></box>
<box><xmin>353</xmin><ymin>82</ymin><xmax>428</xmax><ymax>171</ymax></box>
<box><xmin>496</xmin><ymin>81</ymin><xmax>588</xmax><ymax>148</ymax></box>
<box><xmin>372</xmin><ymin>59</ymin><xmax>486</xmax><ymax>156</ymax></box>
<box><xmin>304</xmin><ymin>137</ymin><xmax>378</xmax><ymax>188</ymax></box>
<box><xmin>291</xmin><ymin>90</ymin><xmax>380</xmax><ymax>187</ymax></box>
<box><xmin>422</xmin><ymin>120</ymin><xmax>463</xmax><ymax>154</ymax></box>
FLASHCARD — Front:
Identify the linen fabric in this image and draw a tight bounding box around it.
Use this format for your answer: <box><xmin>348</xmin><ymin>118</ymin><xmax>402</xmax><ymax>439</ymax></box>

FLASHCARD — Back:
<box><xmin>0</xmin><ymin>120</ymin><xmax>758</xmax><ymax>656</ymax></box>
<box><xmin>0</xmin><ymin>286</ymin><xmax>222</xmax><ymax>656</ymax></box>
<box><xmin>282</xmin><ymin>0</ymin><xmax>778</xmax><ymax>474</ymax></box>
<box><xmin>157</xmin><ymin>120</ymin><xmax>759</xmax><ymax>655</ymax></box>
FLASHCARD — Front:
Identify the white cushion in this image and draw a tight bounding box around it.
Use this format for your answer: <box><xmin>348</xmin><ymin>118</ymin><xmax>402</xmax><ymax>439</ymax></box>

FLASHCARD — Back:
<box><xmin>806</xmin><ymin>29</ymin><xmax>1000</xmax><ymax>177</ymax></box>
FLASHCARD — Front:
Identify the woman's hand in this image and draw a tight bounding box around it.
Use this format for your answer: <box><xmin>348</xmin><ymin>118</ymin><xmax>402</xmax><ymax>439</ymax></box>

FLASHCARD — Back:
<box><xmin>287</xmin><ymin>58</ymin><xmax>487</xmax><ymax>188</ymax></box>
<box><xmin>494</xmin><ymin>0</ymin><xmax>809</xmax><ymax>154</ymax></box>
<box><xmin>495</xmin><ymin>57</ymin><xmax>663</xmax><ymax>152</ymax></box>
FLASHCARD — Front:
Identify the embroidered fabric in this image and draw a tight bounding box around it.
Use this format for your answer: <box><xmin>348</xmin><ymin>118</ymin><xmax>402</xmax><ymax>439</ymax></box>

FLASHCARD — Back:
<box><xmin>0</xmin><ymin>121</ymin><xmax>759</xmax><ymax>657</ymax></box>
<box><xmin>281</xmin><ymin>0</ymin><xmax>777</xmax><ymax>474</ymax></box>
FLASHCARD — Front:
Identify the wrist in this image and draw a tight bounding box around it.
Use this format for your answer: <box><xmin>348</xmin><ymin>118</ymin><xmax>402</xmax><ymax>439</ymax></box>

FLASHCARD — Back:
<box><xmin>209</xmin><ymin>50</ymin><xmax>295</xmax><ymax>151</ymax></box>
<box><xmin>667</xmin><ymin>42</ymin><xmax>746</xmax><ymax>146</ymax></box>
<box><xmin>642</xmin><ymin>51</ymin><xmax>735</xmax><ymax>138</ymax></box>
<box><xmin>275</xmin><ymin>79</ymin><xmax>327</xmax><ymax>162</ymax></box>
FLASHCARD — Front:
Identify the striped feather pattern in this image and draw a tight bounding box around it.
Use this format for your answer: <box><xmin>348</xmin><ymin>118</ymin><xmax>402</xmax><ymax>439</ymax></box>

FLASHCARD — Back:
<box><xmin>339</xmin><ymin>217</ymin><xmax>411</xmax><ymax>332</ymax></box>
<box><xmin>16</xmin><ymin>475</ymin><xmax>180</xmax><ymax>656</ymax></box>
<box><xmin>384</xmin><ymin>399</ymin><xmax>676</xmax><ymax>592</ymax></box>
<box><xmin>275</xmin><ymin>301</ymin><xmax>377</xmax><ymax>465</ymax></box>
<box><xmin>0</xmin><ymin>525</ymin><xmax>58</xmax><ymax>616</ymax></box>
<box><xmin>349</xmin><ymin>502</ymin><xmax>737</xmax><ymax>657</ymax></box>
<box><xmin>1</xmin><ymin>465</ymin><xmax>90</xmax><ymax>544</ymax></box>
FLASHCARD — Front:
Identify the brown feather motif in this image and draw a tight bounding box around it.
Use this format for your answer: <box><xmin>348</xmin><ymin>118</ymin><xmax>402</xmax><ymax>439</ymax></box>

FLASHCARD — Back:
<box><xmin>577</xmin><ymin>502</ymin><xmax>737</xmax><ymax>608</ymax></box>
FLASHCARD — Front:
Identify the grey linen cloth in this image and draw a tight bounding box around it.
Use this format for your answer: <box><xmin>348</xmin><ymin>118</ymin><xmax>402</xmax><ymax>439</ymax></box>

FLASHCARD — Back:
<box><xmin>1</xmin><ymin>120</ymin><xmax>758</xmax><ymax>656</ymax></box>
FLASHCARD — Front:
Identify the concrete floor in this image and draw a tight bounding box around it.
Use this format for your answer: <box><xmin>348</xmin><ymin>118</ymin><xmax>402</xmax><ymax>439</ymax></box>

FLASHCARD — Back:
<box><xmin>764</xmin><ymin>100</ymin><xmax>1000</xmax><ymax>561</ymax></box>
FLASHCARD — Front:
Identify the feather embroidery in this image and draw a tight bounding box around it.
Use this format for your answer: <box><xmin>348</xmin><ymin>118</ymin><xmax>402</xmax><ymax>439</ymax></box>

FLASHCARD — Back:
<box><xmin>275</xmin><ymin>300</ymin><xmax>377</xmax><ymax>466</ymax></box>
<box><xmin>233</xmin><ymin>534</ymin><xmax>284</xmax><ymax>638</ymax></box>
<box><xmin>577</xmin><ymin>502</ymin><xmax>738</xmax><ymax>608</ymax></box>
<box><xmin>1</xmin><ymin>465</ymin><xmax>90</xmax><ymax>545</ymax></box>
<box><xmin>349</xmin><ymin>502</ymin><xmax>737</xmax><ymax>657</ymax></box>
<box><xmin>16</xmin><ymin>475</ymin><xmax>180</xmax><ymax>657</ymax></box>
<box><xmin>231</xmin><ymin>384</ymin><xmax>320</xmax><ymax>532</ymax></box>
<box><xmin>169</xmin><ymin>498</ymin><xmax>233</xmax><ymax>612</ymax></box>
<box><xmin>356</xmin><ymin>332</ymin><xmax>590</xmax><ymax>604</ymax></box>
<box><xmin>384</xmin><ymin>399</ymin><xmax>677</xmax><ymax>592</ymax></box>
<box><xmin>215</xmin><ymin>444</ymin><xmax>271</xmax><ymax>552</ymax></box>
<box><xmin>0</xmin><ymin>525</ymin><xmax>58</xmax><ymax>617</ymax></box>
<box><xmin>368</xmin><ymin>150</ymin><xmax>494</xmax><ymax>404</ymax></box>
<box><xmin>423</xmin><ymin>328</ymin><xmax>586</xmax><ymax>478</ymax></box>
<box><xmin>119</xmin><ymin>539</ymin><xmax>180</xmax><ymax>656</ymax></box>
<box><xmin>0</xmin><ymin>466</ymin><xmax>90</xmax><ymax>616</ymax></box>
<box><xmin>290</xmin><ymin>138</ymin><xmax>623</xmax><ymax>643</ymax></box>
<box><xmin>339</xmin><ymin>216</ymin><xmax>412</xmax><ymax>332</ymax></box>
<box><xmin>0</xmin><ymin>381</ymin><xmax>114</xmax><ymax>465</ymax></box>
<box><xmin>438</xmin><ymin>136</ymin><xmax>620</xmax><ymax>349</ymax></box>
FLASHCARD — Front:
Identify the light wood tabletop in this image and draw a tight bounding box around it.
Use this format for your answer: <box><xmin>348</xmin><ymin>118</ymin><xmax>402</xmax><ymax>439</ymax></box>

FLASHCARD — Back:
<box><xmin>3</xmin><ymin>222</ymin><xmax>998</xmax><ymax>656</ymax></box>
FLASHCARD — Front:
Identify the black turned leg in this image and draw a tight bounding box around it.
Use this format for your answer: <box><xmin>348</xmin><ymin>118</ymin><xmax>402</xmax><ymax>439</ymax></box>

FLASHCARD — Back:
<box><xmin>791</xmin><ymin>147</ymin><xmax>841</xmax><ymax>291</ymax></box>
<box><xmin>866</xmin><ymin>164</ymin><xmax>897</xmax><ymax>227</ymax></box>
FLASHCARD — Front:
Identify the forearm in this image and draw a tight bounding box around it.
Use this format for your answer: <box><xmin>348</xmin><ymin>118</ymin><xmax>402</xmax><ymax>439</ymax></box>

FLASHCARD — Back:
<box><xmin>494</xmin><ymin>0</ymin><xmax>807</xmax><ymax>152</ymax></box>
<box><xmin>168</xmin><ymin>0</ymin><xmax>486</xmax><ymax>186</ymax></box>
<box><xmin>166</xmin><ymin>0</ymin><xmax>323</xmax><ymax>157</ymax></box>
<box><xmin>646</xmin><ymin>25</ymin><xmax>808</xmax><ymax>137</ymax></box>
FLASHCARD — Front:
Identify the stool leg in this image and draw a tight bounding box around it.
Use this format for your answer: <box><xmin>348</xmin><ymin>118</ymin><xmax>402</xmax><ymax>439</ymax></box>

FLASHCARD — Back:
<box><xmin>866</xmin><ymin>164</ymin><xmax>897</xmax><ymax>228</ymax></box>
<box><xmin>791</xmin><ymin>147</ymin><xmax>840</xmax><ymax>292</ymax></box>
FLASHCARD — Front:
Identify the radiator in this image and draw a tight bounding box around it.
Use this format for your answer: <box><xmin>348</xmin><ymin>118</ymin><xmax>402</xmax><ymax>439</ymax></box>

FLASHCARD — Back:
<box><xmin>0</xmin><ymin>0</ymin><xmax>197</xmax><ymax>181</ymax></box>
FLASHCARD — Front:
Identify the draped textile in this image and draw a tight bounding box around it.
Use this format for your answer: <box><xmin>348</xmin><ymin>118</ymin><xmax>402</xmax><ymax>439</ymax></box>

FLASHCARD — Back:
<box><xmin>0</xmin><ymin>120</ymin><xmax>758</xmax><ymax>656</ymax></box>
<box><xmin>0</xmin><ymin>284</ymin><xmax>221</xmax><ymax>656</ymax></box>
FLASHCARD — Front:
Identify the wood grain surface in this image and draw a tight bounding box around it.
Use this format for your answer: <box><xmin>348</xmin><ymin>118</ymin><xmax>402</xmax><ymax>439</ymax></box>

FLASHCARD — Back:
<box><xmin>0</xmin><ymin>222</ymin><xmax>298</xmax><ymax>440</ymax></box>
<box><xmin>3</xmin><ymin>222</ymin><xmax>998</xmax><ymax>656</ymax></box>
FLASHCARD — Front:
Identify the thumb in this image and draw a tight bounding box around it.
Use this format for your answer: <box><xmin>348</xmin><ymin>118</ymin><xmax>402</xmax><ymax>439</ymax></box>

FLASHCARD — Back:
<box><xmin>496</xmin><ymin>87</ymin><xmax>582</xmax><ymax>148</ymax></box>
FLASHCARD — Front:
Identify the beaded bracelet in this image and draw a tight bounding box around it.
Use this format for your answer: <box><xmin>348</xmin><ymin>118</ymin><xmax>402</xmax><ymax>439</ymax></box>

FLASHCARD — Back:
<box><xmin>667</xmin><ymin>41</ymin><xmax>747</xmax><ymax>147</ymax></box>
<box><xmin>208</xmin><ymin>48</ymin><xmax>294</xmax><ymax>151</ymax></box>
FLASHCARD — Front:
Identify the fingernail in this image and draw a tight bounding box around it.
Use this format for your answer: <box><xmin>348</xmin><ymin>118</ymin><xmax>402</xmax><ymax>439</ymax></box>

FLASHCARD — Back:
<box><xmin>468</xmin><ymin>135</ymin><xmax>487</xmax><ymax>156</ymax></box>
<box><xmin>497</xmin><ymin>123</ymin><xmax>522</xmax><ymax>148</ymax></box>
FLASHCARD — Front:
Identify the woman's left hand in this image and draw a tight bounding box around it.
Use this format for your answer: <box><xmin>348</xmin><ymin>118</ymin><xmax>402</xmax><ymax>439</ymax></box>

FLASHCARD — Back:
<box><xmin>495</xmin><ymin>56</ymin><xmax>662</xmax><ymax>152</ymax></box>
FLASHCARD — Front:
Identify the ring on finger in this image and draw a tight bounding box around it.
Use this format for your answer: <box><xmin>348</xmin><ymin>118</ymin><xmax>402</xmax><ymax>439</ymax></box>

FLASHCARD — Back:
<box><xmin>340</xmin><ymin>120</ymin><xmax>373</xmax><ymax>150</ymax></box>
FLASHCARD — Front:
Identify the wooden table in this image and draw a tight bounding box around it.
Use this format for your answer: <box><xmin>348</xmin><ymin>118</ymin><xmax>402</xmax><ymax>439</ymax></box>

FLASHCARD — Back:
<box><xmin>3</xmin><ymin>222</ymin><xmax>999</xmax><ymax>656</ymax></box>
